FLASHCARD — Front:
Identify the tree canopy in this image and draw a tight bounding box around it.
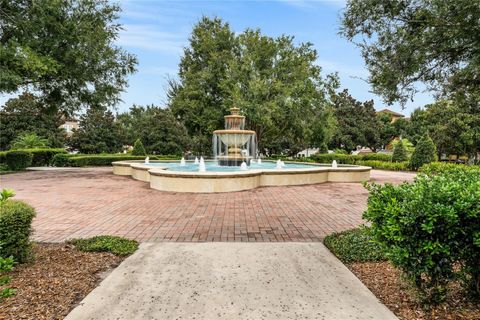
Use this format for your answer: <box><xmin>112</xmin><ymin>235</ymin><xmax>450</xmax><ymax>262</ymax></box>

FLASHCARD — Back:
<box><xmin>341</xmin><ymin>0</ymin><xmax>480</xmax><ymax>106</ymax></box>
<box><xmin>169</xmin><ymin>16</ymin><xmax>338</xmax><ymax>156</ymax></box>
<box><xmin>0</xmin><ymin>0</ymin><xmax>137</xmax><ymax>115</ymax></box>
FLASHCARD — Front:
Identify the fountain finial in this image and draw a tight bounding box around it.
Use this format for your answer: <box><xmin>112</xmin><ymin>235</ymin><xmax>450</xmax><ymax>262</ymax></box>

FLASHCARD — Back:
<box><xmin>230</xmin><ymin>107</ymin><xmax>240</xmax><ymax>115</ymax></box>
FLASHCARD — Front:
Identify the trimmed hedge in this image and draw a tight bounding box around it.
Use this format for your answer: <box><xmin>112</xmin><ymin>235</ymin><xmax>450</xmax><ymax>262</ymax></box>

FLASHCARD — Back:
<box><xmin>5</xmin><ymin>151</ymin><xmax>32</xmax><ymax>171</ymax></box>
<box><xmin>52</xmin><ymin>154</ymin><xmax>181</xmax><ymax>167</ymax></box>
<box><xmin>310</xmin><ymin>153</ymin><xmax>358</xmax><ymax>164</ymax></box>
<box><xmin>355</xmin><ymin>160</ymin><xmax>409</xmax><ymax>171</ymax></box>
<box><xmin>13</xmin><ymin>148</ymin><xmax>66</xmax><ymax>166</ymax></box>
<box><xmin>419</xmin><ymin>162</ymin><xmax>480</xmax><ymax>175</ymax></box>
<box><xmin>0</xmin><ymin>200</ymin><xmax>36</xmax><ymax>262</ymax></box>
<box><xmin>324</xmin><ymin>227</ymin><xmax>386</xmax><ymax>263</ymax></box>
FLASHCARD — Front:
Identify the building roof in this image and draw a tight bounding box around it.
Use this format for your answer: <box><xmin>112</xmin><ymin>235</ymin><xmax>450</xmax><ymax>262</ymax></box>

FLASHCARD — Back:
<box><xmin>376</xmin><ymin>109</ymin><xmax>405</xmax><ymax>118</ymax></box>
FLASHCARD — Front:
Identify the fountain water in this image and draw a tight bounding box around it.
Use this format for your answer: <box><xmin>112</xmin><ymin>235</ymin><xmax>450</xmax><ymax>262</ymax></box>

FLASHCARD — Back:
<box><xmin>276</xmin><ymin>159</ymin><xmax>283</xmax><ymax>169</ymax></box>
<box><xmin>213</xmin><ymin>107</ymin><xmax>256</xmax><ymax>166</ymax></box>
<box><xmin>194</xmin><ymin>157</ymin><xmax>199</xmax><ymax>165</ymax></box>
<box><xmin>180</xmin><ymin>157</ymin><xmax>186</xmax><ymax>166</ymax></box>
<box><xmin>145</xmin><ymin>156</ymin><xmax>150</xmax><ymax>164</ymax></box>
<box><xmin>240</xmin><ymin>162</ymin><xmax>248</xmax><ymax>170</ymax></box>
<box><xmin>257</xmin><ymin>158</ymin><xmax>262</xmax><ymax>165</ymax></box>
<box><xmin>199</xmin><ymin>157</ymin><xmax>206</xmax><ymax>172</ymax></box>
<box><xmin>332</xmin><ymin>160</ymin><xmax>338</xmax><ymax>168</ymax></box>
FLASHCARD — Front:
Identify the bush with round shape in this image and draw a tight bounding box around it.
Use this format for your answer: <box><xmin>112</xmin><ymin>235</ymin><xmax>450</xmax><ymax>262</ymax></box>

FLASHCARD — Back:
<box><xmin>5</xmin><ymin>151</ymin><xmax>32</xmax><ymax>170</ymax></box>
<box><xmin>0</xmin><ymin>200</ymin><xmax>36</xmax><ymax>262</ymax></box>
<box><xmin>364</xmin><ymin>167</ymin><xmax>480</xmax><ymax>303</ymax></box>
<box><xmin>392</xmin><ymin>139</ymin><xmax>408</xmax><ymax>162</ymax></box>
<box><xmin>131</xmin><ymin>139</ymin><xmax>146</xmax><ymax>156</ymax></box>
<box><xmin>410</xmin><ymin>135</ymin><xmax>436</xmax><ymax>170</ymax></box>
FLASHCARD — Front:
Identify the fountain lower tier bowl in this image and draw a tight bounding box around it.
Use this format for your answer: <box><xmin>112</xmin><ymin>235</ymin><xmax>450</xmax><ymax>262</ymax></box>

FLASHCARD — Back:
<box><xmin>212</xmin><ymin>130</ymin><xmax>256</xmax><ymax>145</ymax></box>
<box><xmin>216</xmin><ymin>156</ymin><xmax>252</xmax><ymax>166</ymax></box>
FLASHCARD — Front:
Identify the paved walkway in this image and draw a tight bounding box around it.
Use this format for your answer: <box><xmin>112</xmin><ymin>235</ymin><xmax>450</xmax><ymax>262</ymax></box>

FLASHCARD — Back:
<box><xmin>65</xmin><ymin>242</ymin><xmax>397</xmax><ymax>320</ymax></box>
<box><xmin>0</xmin><ymin>168</ymin><xmax>415</xmax><ymax>242</ymax></box>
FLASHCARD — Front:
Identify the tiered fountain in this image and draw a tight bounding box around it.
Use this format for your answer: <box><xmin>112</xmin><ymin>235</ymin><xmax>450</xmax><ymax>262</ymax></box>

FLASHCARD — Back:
<box><xmin>213</xmin><ymin>107</ymin><xmax>256</xmax><ymax>166</ymax></box>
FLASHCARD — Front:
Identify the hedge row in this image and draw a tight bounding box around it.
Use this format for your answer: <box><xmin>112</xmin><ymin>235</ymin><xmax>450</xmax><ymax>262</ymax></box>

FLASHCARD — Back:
<box><xmin>0</xmin><ymin>148</ymin><xmax>66</xmax><ymax>170</ymax></box>
<box><xmin>355</xmin><ymin>160</ymin><xmax>409</xmax><ymax>171</ymax></box>
<box><xmin>52</xmin><ymin>154</ymin><xmax>180</xmax><ymax>167</ymax></box>
<box><xmin>309</xmin><ymin>153</ymin><xmax>393</xmax><ymax>164</ymax></box>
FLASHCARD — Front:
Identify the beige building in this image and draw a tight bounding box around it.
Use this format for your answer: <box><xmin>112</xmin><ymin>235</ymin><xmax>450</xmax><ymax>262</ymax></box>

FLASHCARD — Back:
<box><xmin>60</xmin><ymin>119</ymin><xmax>79</xmax><ymax>137</ymax></box>
<box><xmin>376</xmin><ymin>108</ymin><xmax>405</xmax><ymax>123</ymax></box>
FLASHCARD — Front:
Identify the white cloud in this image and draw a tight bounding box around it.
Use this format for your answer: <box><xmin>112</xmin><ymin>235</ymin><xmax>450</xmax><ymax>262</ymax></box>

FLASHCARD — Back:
<box><xmin>117</xmin><ymin>24</ymin><xmax>187</xmax><ymax>54</ymax></box>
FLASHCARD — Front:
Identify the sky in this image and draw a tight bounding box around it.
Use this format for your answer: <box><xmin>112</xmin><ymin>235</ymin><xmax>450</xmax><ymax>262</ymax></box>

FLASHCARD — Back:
<box><xmin>1</xmin><ymin>0</ymin><xmax>434</xmax><ymax>116</ymax></box>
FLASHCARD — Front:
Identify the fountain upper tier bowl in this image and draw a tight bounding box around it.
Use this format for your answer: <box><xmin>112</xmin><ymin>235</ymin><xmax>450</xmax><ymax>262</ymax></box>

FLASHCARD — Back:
<box><xmin>112</xmin><ymin>160</ymin><xmax>371</xmax><ymax>193</ymax></box>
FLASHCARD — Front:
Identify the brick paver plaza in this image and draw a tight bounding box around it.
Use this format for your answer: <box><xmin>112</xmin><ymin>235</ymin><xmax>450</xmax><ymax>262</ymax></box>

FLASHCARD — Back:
<box><xmin>1</xmin><ymin>168</ymin><xmax>415</xmax><ymax>242</ymax></box>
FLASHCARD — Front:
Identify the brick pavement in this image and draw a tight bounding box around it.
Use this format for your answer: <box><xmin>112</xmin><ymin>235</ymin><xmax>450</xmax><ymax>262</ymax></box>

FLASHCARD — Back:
<box><xmin>0</xmin><ymin>168</ymin><xmax>415</xmax><ymax>242</ymax></box>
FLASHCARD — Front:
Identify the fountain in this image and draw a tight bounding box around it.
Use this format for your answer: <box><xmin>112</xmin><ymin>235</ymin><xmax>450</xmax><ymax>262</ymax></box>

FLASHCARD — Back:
<box><xmin>276</xmin><ymin>159</ymin><xmax>282</xmax><ymax>169</ymax></box>
<box><xmin>194</xmin><ymin>157</ymin><xmax>199</xmax><ymax>165</ymax></box>
<box><xmin>240</xmin><ymin>162</ymin><xmax>248</xmax><ymax>170</ymax></box>
<box><xmin>199</xmin><ymin>157</ymin><xmax>206</xmax><ymax>172</ymax></box>
<box><xmin>213</xmin><ymin>107</ymin><xmax>256</xmax><ymax>166</ymax></box>
<box><xmin>332</xmin><ymin>160</ymin><xmax>338</xmax><ymax>168</ymax></box>
<box><xmin>257</xmin><ymin>158</ymin><xmax>262</xmax><ymax>165</ymax></box>
<box><xmin>144</xmin><ymin>156</ymin><xmax>150</xmax><ymax>164</ymax></box>
<box><xmin>180</xmin><ymin>157</ymin><xmax>186</xmax><ymax>166</ymax></box>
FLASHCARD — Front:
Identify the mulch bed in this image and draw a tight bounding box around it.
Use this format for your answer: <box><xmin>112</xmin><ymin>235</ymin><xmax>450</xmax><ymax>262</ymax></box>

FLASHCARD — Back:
<box><xmin>0</xmin><ymin>243</ymin><xmax>123</xmax><ymax>320</ymax></box>
<box><xmin>348</xmin><ymin>261</ymin><xmax>480</xmax><ymax>320</ymax></box>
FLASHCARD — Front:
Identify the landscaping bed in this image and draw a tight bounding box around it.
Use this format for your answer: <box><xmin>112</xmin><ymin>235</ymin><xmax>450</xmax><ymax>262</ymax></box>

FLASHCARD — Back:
<box><xmin>0</xmin><ymin>243</ymin><xmax>123</xmax><ymax>320</ymax></box>
<box><xmin>348</xmin><ymin>261</ymin><xmax>480</xmax><ymax>320</ymax></box>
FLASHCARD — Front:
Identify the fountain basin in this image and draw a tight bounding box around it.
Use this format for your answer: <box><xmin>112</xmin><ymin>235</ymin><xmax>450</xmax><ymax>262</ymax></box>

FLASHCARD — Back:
<box><xmin>112</xmin><ymin>160</ymin><xmax>371</xmax><ymax>193</ymax></box>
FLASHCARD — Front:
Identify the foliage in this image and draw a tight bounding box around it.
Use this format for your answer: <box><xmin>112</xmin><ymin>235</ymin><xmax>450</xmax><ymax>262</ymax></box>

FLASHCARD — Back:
<box><xmin>392</xmin><ymin>139</ymin><xmax>408</xmax><ymax>162</ymax></box>
<box><xmin>51</xmin><ymin>154</ymin><xmax>178</xmax><ymax>167</ymax></box>
<box><xmin>392</xmin><ymin>138</ymin><xmax>414</xmax><ymax>155</ymax></box>
<box><xmin>118</xmin><ymin>106</ymin><xmax>191</xmax><ymax>155</ymax></box>
<box><xmin>324</xmin><ymin>227</ymin><xmax>386</xmax><ymax>263</ymax></box>
<box><xmin>355</xmin><ymin>160</ymin><xmax>409</xmax><ymax>171</ymax></box>
<box><xmin>341</xmin><ymin>0</ymin><xmax>480</xmax><ymax>106</ymax></box>
<box><xmin>0</xmin><ymin>0</ymin><xmax>137</xmax><ymax>114</ymax></box>
<box><xmin>409</xmin><ymin>135</ymin><xmax>436</xmax><ymax>170</ymax></box>
<box><xmin>419</xmin><ymin>162</ymin><xmax>480</xmax><ymax>176</ymax></box>
<box><xmin>0</xmin><ymin>253</ymin><xmax>16</xmax><ymax>301</ymax></box>
<box><xmin>364</xmin><ymin>167</ymin><xmax>480</xmax><ymax>303</ymax></box>
<box><xmin>310</xmin><ymin>153</ymin><xmax>358</xmax><ymax>164</ymax></box>
<box><xmin>69</xmin><ymin>108</ymin><xmax>124</xmax><ymax>154</ymax></box>
<box><xmin>10</xmin><ymin>148</ymin><xmax>67</xmax><ymax>167</ymax></box>
<box><xmin>131</xmin><ymin>139</ymin><xmax>146</xmax><ymax>156</ymax></box>
<box><xmin>168</xmin><ymin>16</ymin><xmax>338</xmax><ymax>155</ymax></box>
<box><xmin>11</xmin><ymin>133</ymin><xmax>48</xmax><ymax>150</ymax></box>
<box><xmin>0</xmin><ymin>189</ymin><xmax>15</xmax><ymax>203</ymax></box>
<box><xmin>0</xmin><ymin>93</ymin><xmax>65</xmax><ymax>150</ymax></box>
<box><xmin>68</xmin><ymin>236</ymin><xmax>138</xmax><ymax>256</ymax></box>
<box><xmin>0</xmin><ymin>199</ymin><xmax>36</xmax><ymax>263</ymax></box>
<box><xmin>5</xmin><ymin>151</ymin><xmax>32</xmax><ymax>171</ymax></box>
<box><xmin>330</xmin><ymin>90</ymin><xmax>380</xmax><ymax>153</ymax></box>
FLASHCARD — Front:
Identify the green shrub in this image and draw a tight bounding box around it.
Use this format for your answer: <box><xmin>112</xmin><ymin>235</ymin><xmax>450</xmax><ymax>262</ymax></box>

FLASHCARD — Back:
<box><xmin>359</xmin><ymin>153</ymin><xmax>392</xmax><ymax>162</ymax></box>
<box><xmin>310</xmin><ymin>153</ymin><xmax>359</xmax><ymax>164</ymax></box>
<box><xmin>11</xmin><ymin>133</ymin><xmax>49</xmax><ymax>149</ymax></box>
<box><xmin>13</xmin><ymin>148</ymin><xmax>67</xmax><ymax>166</ymax></box>
<box><xmin>355</xmin><ymin>160</ymin><xmax>409</xmax><ymax>171</ymax></box>
<box><xmin>0</xmin><ymin>200</ymin><xmax>36</xmax><ymax>262</ymax></box>
<box><xmin>131</xmin><ymin>139</ymin><xmax>147</xmax><ymax>156</ymax></box>
<box><xmin>5</xmin><ymin>151</ymin><xmax>32</xmax><ymax>171</ymax></box>
<box><xmin>0</xmin><ymin>253</ymin><xmax>16</xmax><ymax>301</ymax></box>
<box><xmin>409</xmin><ymin>135</ymin><xmax>437</xmax><ymax>170</ymax></box>
<box><xmin>419</xmin><ymin>162</ymin><xmax>480</xmax><ymax>175</ymax></box>
<box><xmin>51</xmin><ymin>153</ymin><xmax>72</xmax><ymax>167</ymax></box>
<box><xmin>364</xmin><ymin>167</ymin><xmax>480</xmax><ymax>303</ymax></box>
<box><xmin>324</xmin><ymin>227</ymin><xmax>386</xmax><ymax>263</ymax></box>
<box><xmin>52</xmin><ymin>154</ymin><xmax>180</xmax><ymax>167</ymax></box>
<box><xmin>0</xmin><ymin>151</ymin><xmax>6</xmax><ymax>164</ymax></box>
<box><xmin>68</xmin><ymin>236</ymin><xmax>139</xmax><ymax>256</ymax></box>
<box><xmin>392</xmin><ymin>139</ymin><xmax>408</xmax><ymax>162</ymax></box>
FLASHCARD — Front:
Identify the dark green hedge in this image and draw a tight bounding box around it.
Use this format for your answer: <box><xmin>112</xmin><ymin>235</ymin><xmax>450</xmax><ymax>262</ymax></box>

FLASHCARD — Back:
<box><xmin>52</xmin><ymin>154</ymin><xmax>180</xmax><ymax>167</ymax></box>
<box><xmin>0</xmin><ymin>200</ymin><xmax>36</xmax><ymax>262</ymax></box>
<box><xmin>355</xmin><ymin>160</ymin><xmax>409</xmax><ymax>171</ymax></box>
<box><xmin>5</xmin><ymin>151</ymin><xmax>32</xmax><ymax>171</ymax></box>
<box><xmin>13</xmin><ymin>148</ymin><xmax>66</xmax><ymax>166</ymax></box>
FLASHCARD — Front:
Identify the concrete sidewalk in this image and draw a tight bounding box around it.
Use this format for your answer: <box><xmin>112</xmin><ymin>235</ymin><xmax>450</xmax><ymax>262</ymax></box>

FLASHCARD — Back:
<box><xmin>66</xmin><ymin>243</ymin><xmax>397</xmax><ymax>320</ymax></box>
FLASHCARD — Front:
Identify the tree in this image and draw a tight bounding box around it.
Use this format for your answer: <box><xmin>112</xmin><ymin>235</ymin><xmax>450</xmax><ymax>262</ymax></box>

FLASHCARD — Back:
<box><xmin>0</xmin><ymin>0</ymin><xmax>137</xmax><ymax>115</ymax></box>
<box><xmin>341</xmin><ymin>0</ymin><xmax>480</xmax><ymax>106</ymax></box>
<box><xmin>0</xmin><ymin>92</ymin><xmax>66</xmax><ymax>150</ymax></box>
<box><xmin>69</xmin><ymin>108</ymin><xmax>124</xmax><ymax>154</ymax></box>
<box><xmin>169</xmin><ymin>16</ymin><xmax>338</xmax><ymax>156</ymax></box>
<box><xmin>410</xmin><ymin>135</ymin><xmax>436</xmax><ymax>170</ymax></box>
<box><xmin>392</xmin><ymin>139</ymin><xmax>408</xmax><ymax>162</ymax></box>
<box><xmin>168</xmin><ymin>17</ymin><xmax>236</xmax><ymax>154</ymax></box>
<box><xmin>11</xmin><ymin>133</ymin><xmax>49</xmax><ymax>149</ymax></box>
<box><xmin>118</xmin><ymin>106</ymin><xmax>191</xmax><ymax>155</ymax></box>
<box><xmin>330</xmin><ymin>90</ymin><xmax>380</xmax><ymax>153</ymax></box>
<box><xmin>131</xmin><ymin>139</ymin><xmax>146</xmax><ymax>156</ymax></box>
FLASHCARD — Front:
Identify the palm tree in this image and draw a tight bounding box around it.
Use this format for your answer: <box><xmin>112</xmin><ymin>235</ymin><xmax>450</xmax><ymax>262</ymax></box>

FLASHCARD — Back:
<box><xmin>11</xmin><ymin>133</ymin><xmax>49</xmax><ymax>149</ymax></box>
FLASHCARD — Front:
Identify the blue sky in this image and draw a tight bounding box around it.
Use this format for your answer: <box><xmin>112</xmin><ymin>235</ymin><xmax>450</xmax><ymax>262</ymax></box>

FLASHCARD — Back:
<box><xmin>1</xmin><ymin>0</ymin><xmax>434</xmax><ymax>116</ymax></box>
